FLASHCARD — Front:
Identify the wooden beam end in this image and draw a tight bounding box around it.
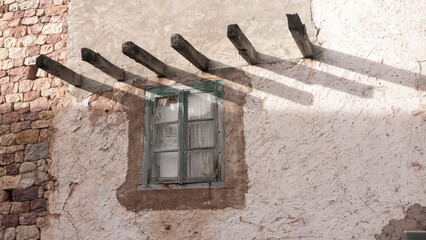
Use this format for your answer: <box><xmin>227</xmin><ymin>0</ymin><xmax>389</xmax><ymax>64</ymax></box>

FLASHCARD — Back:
<box><xmin>170</xmin><ymin>34</ymin><xmax>184</xmax><ymax>48</ymax></box>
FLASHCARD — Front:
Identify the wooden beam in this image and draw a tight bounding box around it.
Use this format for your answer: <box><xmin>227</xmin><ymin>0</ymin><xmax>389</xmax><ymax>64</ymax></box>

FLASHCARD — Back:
<box><xmin>286</xmin><ymin>13</ymin><xmax>314</xmax><ymax>58</ymax></box>
<box><xmin>171</xmin><ymin>34</ymin><xmax>209</xmax><ymax>72</ymax></box>
<box><xmin>227</xmin><ymin>24</ymin><xmax>257</xmax><ymax>65</ymax></box>
<box><xmin>122</xmin><ymin>41</ymin><xmax>166</xmax><ymax>77</ymax></box>
<box><xmin>81</xmin><ymin>48</ymin><xmax>125</xmax><ymax>81</ymax></box>
<box><xmin>35</xmin><ymin>55</ymin><xmax>82</xmax><ymax>87</ymax></box>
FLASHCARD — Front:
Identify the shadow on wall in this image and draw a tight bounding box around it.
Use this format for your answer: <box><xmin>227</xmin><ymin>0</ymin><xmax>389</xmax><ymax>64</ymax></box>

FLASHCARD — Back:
<box><xmin>71</xmin><ymin>44</ymin><xmax>424</xmax><ymax>110</ymax></box>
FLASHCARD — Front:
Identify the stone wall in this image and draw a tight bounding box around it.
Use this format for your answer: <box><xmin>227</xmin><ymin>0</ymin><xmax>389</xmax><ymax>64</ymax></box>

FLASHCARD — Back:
<box><xmin>0</xmin><ymin>0</ymin><xmax>68</xmax><ymax>239</ymax></box>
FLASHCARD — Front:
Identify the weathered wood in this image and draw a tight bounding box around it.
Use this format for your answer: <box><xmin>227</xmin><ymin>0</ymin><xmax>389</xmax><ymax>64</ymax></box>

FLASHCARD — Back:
<box><xmin>286</xmin><ymin>13</ymin><xmax>314</xmax><ymax>58</ymax></box>
<box><xmin>35</xmin><ymin>55</ymin><xmax>82</xmax><ymax>87</ymax></box>
<box><xmin>122</xmin><ymin>41</ymin><xmax>166</xmax><ymax>77</ymax></box>
<box><xmin>171</xmin><ymin>34</ymin><xmax>209</xmax><ymax>72</ymax></box>
<box><xmin>81</xmin><ymin>48</ymin><xmax>125</xmax><ymax>81</ymax></box>
<box><xmin>227</xmin><ymin>24</ymin><xmax>257</xmax><ymax>65</ymax></box>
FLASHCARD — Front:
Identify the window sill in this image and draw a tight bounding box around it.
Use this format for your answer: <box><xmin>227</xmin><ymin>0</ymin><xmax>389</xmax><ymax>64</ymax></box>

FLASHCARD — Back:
<box><xmin>137</xmin><ymin>182</ymin><xmax>224</xmax><ymax>190</ymax></box>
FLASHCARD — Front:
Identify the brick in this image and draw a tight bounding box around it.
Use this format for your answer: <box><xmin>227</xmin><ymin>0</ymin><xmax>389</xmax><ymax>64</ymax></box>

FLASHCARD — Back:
<box><xmin>30</xmin><ymin>198</ymin><xmax>45</xmax><ymax>212</ymax></box>
<box><xmin>23</xmin><ymin>91</ymin><xmax>40</xmax><ymax>101</ymax></box>
<box><xmin>19</xmin><ymin>172</ymin><xmax>35</xmax><ymax>188</ymax></box>
<box><xmin>16</xmin><ymin>129</ymin><xmax>39</xmax><ymax>144</ymax></box>
<box><xmin>24</xmin><ymin>143</ymin><xmax>48</xmax><ymax>161</ymax></box>
<box><xmin>2</xmin><ymin>112</ymin><xmax>19</xmax><ymax>124</ymax></box>
<box><xmin>12</xmin><ymin>186</ymin><xmax>39</xmax><ymax>201</ymax></box>
<box><xmin>21</xmin><ymin>16</ymin><xmax>38</xmax><ymax>25</ymax></box>
<box><xmin>1</xmin><ymin>175</ymin><xmax>21</xmax><ymax>189</ymax></box>
<box><xmin>16</xmin><ymin>225</ymin><xmax>39</xmax><ymax>240</ymax></box>
<box><xmin>0</xmin><ymin>133</ymin><xmax>16</xmax><ymax>146</ymax></box>
<box><xmin>19</xmin><ymin>162</ymin><xmax>36</xmax><ymax>173</ymax></box>
<box><xmin>6</xmin><ymin>163</ymin><xmax>18</xmax><ymax>175</ymax></box>
<box><xmin>1</xmin><ymin>83</ymin><xmax>14</xmax><ymax>95</ymax></box>
<box><xmin>0</xmin><ymin>102</ymin><xmax>13</xmax><ymax>114</ymax></box>
<box><xmin>0</xmin><ymin>154</ymin><xmax>14</xmax><ymax>165</ymax></box>
<box><xmin>19</xmin><ymin>212</ymin><xmax>37</xmax><ymax>225</ymax></box>
<box><xmin>30</xmin><ymin>97</ymin><xmax>49</xmax><ymax>112</ymax></box>
<box><xmin>3</xmin><ymin>214</ymin><xmax>18</xmax><ymax>228</ymax></box>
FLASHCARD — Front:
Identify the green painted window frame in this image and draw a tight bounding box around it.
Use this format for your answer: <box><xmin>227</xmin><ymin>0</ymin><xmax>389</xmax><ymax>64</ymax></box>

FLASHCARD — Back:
<box><xmin>141</xmin><ymin>81</ymin><xmax>225</xmax><ymax>190</ymax></box>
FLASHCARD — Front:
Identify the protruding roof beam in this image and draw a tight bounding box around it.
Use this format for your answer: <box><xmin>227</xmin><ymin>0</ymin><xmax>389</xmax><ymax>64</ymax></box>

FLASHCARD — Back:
<box><xmin>122</xmin><ymin>41</ymin><xmax>167</xmax><ymax>77</ymax></box>
<box><xmin>81</xmin><ymin>48</ymin><xmax>125</xmax><ymax>81</ymax></box>
<box><xmin>227</xmin><ymin>24</ymin><xmax>257</xmax><ymax>65</ymax></box>
<box><xmin>286</xmin><ymin>13</ymin><xmax>314</xmax><ymax>58</ymax></box>
<box><xmin>171</xmin><ymin>34</ymin><xmax>209</xmax><ymax>72</ymax></box>
<box><xmin>35</xmin><ymin>55</ymin><xmax>82</xmax><ymax>87</ymax></box>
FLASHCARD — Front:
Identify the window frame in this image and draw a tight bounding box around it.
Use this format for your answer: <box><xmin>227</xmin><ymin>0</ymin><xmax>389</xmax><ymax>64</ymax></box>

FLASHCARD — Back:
<box><xmin>141</xmin><ymin>81</ymin><xmax>225</xmax><ymax>190</ymax></box>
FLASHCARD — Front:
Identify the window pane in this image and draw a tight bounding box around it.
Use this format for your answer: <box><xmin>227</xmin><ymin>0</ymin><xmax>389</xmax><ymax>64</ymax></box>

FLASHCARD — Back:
<box><xmin>187</xmin><ymin>150</ymin><xmax>215</xmax><ymax>178</ymax></box>
<box><xmin>188</xmin><ymin>92</ymin><xmax>214</xmax><ymax>120</ymax></box>
<box><xmin>154</xmin><ymin>152</ymin><xmax>178</xmax><ymax>178</ymax></box>
<box><xmin>154</xmin><ymin>95</ymin><xmax>178</xmax><ymax>123</ymax></box>
<box><xmin>188</xmin><ymin>121</ymin><xmax>214</xmax><ymax>148</ymax></box>
<box><xmin>154</xmin><ymin>124</ymin><xmax>178</xmax><ymax>150</ymax></box>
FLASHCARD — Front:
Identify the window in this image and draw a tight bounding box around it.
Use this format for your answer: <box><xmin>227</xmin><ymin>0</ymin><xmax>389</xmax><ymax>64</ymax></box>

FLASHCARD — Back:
<box><xmin>142</xmin><ymin>81</ymin><xmax>224</xmax><ymax>189</ymax></box>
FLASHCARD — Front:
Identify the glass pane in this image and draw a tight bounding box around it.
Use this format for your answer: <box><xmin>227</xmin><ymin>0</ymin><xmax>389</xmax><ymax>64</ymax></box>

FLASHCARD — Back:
<box><xmin>154</xmin><ymin>152</ymin><xmax>178</xmax><ymax>178</ymax></box>
<box><xmin>154</xmin><ymin>124</ymin><xmax>178</xmax><ymax>150</ymax></box>
<box><xmin>154</xmin><ymin>95</ymin><xmax>178</xmax><ymax>123</ymax></box>
<box><xmin>187</xmin><ymin>150</ymin><xmax>215</xmax><ymax>178</ymax></box>
<box><xmin>188</xmin><ymin>92</ymin><xmax>214</xmax><ymax>120</ymax></box>
<box><xmin>188</xmin><ymin>121</ymin><xmax>214</xmax><ymax>148</ymax></box>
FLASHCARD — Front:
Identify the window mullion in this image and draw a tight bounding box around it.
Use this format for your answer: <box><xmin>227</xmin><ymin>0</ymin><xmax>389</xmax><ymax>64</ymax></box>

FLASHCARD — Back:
<box><xmin>178</xmin><ymin>91</ymin><xmax>187</xmax><ymax>184</ymax></box>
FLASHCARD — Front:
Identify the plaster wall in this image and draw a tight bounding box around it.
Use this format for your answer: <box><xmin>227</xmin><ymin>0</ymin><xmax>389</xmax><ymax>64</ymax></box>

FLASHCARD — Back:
<box><xmin>44</xmin><ymin>0</ymin><xmax>425</xmax><ymax>239</ymax></box>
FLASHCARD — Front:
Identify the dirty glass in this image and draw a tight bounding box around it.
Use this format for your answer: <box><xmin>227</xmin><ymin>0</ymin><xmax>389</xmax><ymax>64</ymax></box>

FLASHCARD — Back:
<box><xmin>188</xmin><ymin>92</ymin><xmax>214</xmax><ymax>120</ymax></box>
<box><xmin>154</xmin><ymin>152</ymin><xmax>178</xmax><ymax>178</ymax></box>
<box><xmin>187</xmin><ymin>149</ymin><xmax>215</xmax><ymax>178</ymax></box>
<box><xmin>154</xmin><ymin>95</ymin><xmax>178</xmax><ymax>123</ymax></box>
<box><xmin>154</xmin><ymin>124</ymin><xmax>178</xmax><ymax>150</ymax></box>
<box><xmin>188</xmin><ymin>121</ymin><xmax>214</xmax><ymax>148</ymax></box>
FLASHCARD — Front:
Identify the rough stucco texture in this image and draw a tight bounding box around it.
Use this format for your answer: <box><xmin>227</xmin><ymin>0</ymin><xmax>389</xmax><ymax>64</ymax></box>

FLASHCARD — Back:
<box><xmin>44</xmin><ymin>0</ymin><xmax>425</xmax><ymax>239</ymax></box>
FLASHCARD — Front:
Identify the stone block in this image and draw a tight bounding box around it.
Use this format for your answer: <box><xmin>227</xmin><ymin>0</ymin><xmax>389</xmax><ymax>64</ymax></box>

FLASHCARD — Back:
<box><xmin>30</xmin><ymin>24</ymin><xmax>43</xmax><ymax>35</ymax></box>
<box><xmin>10</xmin><ymin>201</ymin><xmax>30</xmax><ymax>214</ymax></box>
<box><xmin>32</xmin><ymin>78</ymin><xmax>50</xmax><ymax>91</ymax></box>
<box><xmin>39</xmin><ymin>0</ymin><xmax>52</xmax><ymax>8</ymax></box>
<box><xmin>5</xmin><ymin>93</ymin><xmax>23</xmax><ymax>103</ymax></box>
<box><xmin>0</xmin><ymin>175</ymin><xmax>21</xmax><ymax>189</ymax></box>
<box><xmin>11</xmin><ymin>123</ymin><xmax>21</xmax><ymax>133</ymax></box>
<box><xmin>16</xmin><ymin>129</ymin><xmax>39</xmax><ymax>144</ymax></box>
<box><xmin>23</xmin><ymin>91</ymin><xmax>40</xmax><ymax>102</ymax></box>
<box><xmin>1</xmin><ymin>59</ymin><xmax>14</xmax><ymax>70</ymax></box>
<box><xmin>0</xmin><ymin>154</ymin><xmax>14</xmax><ymax>166</ymax></box>
<box><xmin>14</xmin><ymin>151</ymin><xmax>24</xmax><ymax>163</ymax></box>
<box><xmin>24</xmin><ymin>9</ymin><xmax>36</xmax><ymax>17</ymax></box>
<box><xmin>5</xmin><ymin>164</ymin><xmax>19</xmax><ymax>175</ymax></box>
<box><xmin>35</xmin><ymin>171</ymin><xmax>48</xmax><ymax>184</ymax></box>
<box><xmin>0</xmin><ymin>202</ymin><xmax>11</xmax><ymax>214</ymax></box>
<box><xmin>19</xmin><ymin>172</ymin><xmax>35</xmax><ymax>188</ymax></box>
<box><xmin>3</xmin><ymin>227</ymin><xmax>16</xmax><ymax>240</ymax></box>
<box><xmin>14</xmin><ymin>102</ymin><xmax>30</xmax><ymax>111</ymax></box>
<box><xmin>31</xmin><ymin>120</ymin><xmax>49</xmax><ymax>129</ymax></box>
<box><xmin>8</xmin><ymin>19</ymin><xmax>21</xmax><ymax>28</ymax></box>
<box><xmin>2</xmin><ymin>214</ymin><xmax>18</xmax><ymax>228</ymax></box>
<box><xmin>0</xmin><ymin>48</ymin><xmax>8</xmax><ymax>60</ymax></box>
<box><xmin>41</xmin><ymin>23</ymin><xmax>62</xmax><ymax>34</ymax></box>
<box><xmin>19</xmin><ymin>162</ymin><xmax>36</xmax><ymax>173</ymax></box>
<box><xmin>37</xmin><ymin>111</ymin><xmax>53</xmax><ymax>120</ymax></box>
<box><xmin>30</xmin><ymin>198</ymin><xmax>45</xmax><ymax>212</ymax></box>
<box><xmin>21</xmin><ymin>112</ymin><xmax>38</xmax><ymax>121</ymax></box>
<box><xmin>10</xmin><ymin>26</ymin><xmax>27</xmax><ymax>38</ymax></box>
<box><xmin>0</xmin><ymin>103</ymin><xmax>13</xmax><ymax>115</ymax></box>
<box><xmin>0</xmin><ymin>189</ymin><xmax>11</xmax><ymax>201</ymax></box>
<box><xmin>8</xmin><ymin>47</ymin><xmax>28</xmax><ymax>59</ymax></box>
<box><xmin>24</xmin><ymin>144</ymin><xmax>48</xmax><ymax>161</ymax></box>
<box><xmin>1</xmin><ymin>83</ymin><xmax>14</xmax><ymax>95</ymax></box>
<box><xmin>29</xmin><ymin>97</ymin><xmax>49</xmax><ymax>112</ymax></box>
<box><xmin>12</xmin><ymin>186</ymin><xmax>39</xmax><ymax>202</ymax></box>
<box><xmin>20</xmin><ymin>0</ymin><xmax>39</xmax><ymax>10</ymax></box>
<box><xmin>21</xmin><ymin>16</ymin><xmax>38</xmax><ymax>26</ymax></box>
<box><xmin>16</xmin><ymin>225</ymin><xmax>39</xmax><ymax>240</ymax></box>
<box><xmin>13</xmin><ymin>11</ymin><xmax>25</xmax><ymax>20</ymax></box>
<box><xmin>28</xmin><ymin>45</ymin><xmax>40</xmax><ymax>56</ymax></box>
<box><xmin>19</xmin><ymin>212</ymin><xmax>37</xmax><ymax>225</ymax></box>
<box><xmin>2</xmin><ymin>112</ymin><xmax>19</xmax><ymax>125</ymax></box>
<box><xmin>0</xmin><ymin>167</ymin><xmax>5</xmax><ymax>176</ymax></box>
<box><xmin>39</xmin><ymin>44</ymin><xmax>53</xmax><ymax>54</ymax></box>
<box><xmin>0</xmin><ymin>133</ymin><xmax>15</xmax><ymax>146</ymax></box>
<box><xmin>20</xmin><ymin>35</ymin><xmax>36</xmax><ymax>47</ymax></box>
<box><xmin>0</xmin><ymin>125</ymin><xmax>10</xmax><ymax>135</ymax></box>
